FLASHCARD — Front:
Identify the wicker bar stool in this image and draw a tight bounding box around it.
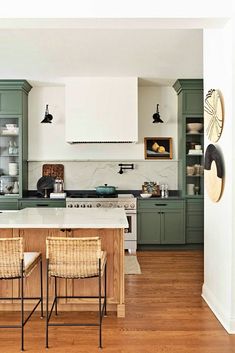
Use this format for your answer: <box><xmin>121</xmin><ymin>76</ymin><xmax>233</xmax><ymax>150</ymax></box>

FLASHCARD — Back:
<box><xmin>46</xmin><ymin>236</ymin><xmax>107</xmax><ymax>349</ymax></box>
<box><xmin>0</xmin><ymin>237</ymin><xmax>43</xmax><ymax>351</ymax></box>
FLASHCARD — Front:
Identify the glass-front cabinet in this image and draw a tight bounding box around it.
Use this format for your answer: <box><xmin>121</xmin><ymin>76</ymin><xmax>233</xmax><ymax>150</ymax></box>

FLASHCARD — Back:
<box><xmin>185</xmin><ymin>116</ymin><xmax>204</xmax><ymax>197</ymax></box>
<box><xmin>0</xmin><ymin>117</ymin><xmax>20</xmax><ymax>196</ymax></box>
<box><xmin>0</xmin><ymin>80</ymin><xmax>32</xmax><ymax>208</ymax></box>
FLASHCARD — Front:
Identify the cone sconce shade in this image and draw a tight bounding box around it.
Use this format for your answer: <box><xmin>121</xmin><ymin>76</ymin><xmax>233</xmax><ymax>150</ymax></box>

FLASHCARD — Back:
<box><xmin>41</xmin><ymin>104</ymin><xmax>53</xmax><ymax>123</ymax></box>
<box><xmin>152</xmin><ymin>104</ymin><xmax>163</xmax><ymax>123</ymax></box>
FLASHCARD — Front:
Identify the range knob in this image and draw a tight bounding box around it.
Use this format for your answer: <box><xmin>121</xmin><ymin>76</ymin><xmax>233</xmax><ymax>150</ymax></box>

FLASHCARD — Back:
<box><xmin>68</xmin><ymin>204</ymin><xmax>73</xmax><ymax>208</ymax></box>
<box><xmin>74</xmin><ymin>204</ymin><xmax>79</xmax><ymax>208</ymax></box>
<box><xmin>109</xmin><ymin>203</ymin><xmax>113</xmax><ymax>208</ymax></box>
<box><xmin>87</xmin><ymin>204</ymin><xmax>92</xmax><ymax>208</ymax></box>
<box><xmin>96</xmin><ymin>203</ymin><xmax>101</xmax><ymax>208</ymax></box>
<box><xmin>124</xmin><ymin>204</ymin><xmax>129</xmax><ymax>209</ymax></box>
<box><xmin>81</xmin><ymin>204</ymin><xmax>86</xmax><ymax>208</ymax></box>
<box><xmin>130</xmin><ymin>203</ymin><xmax>135</xmax><ymax>209</ymax></box>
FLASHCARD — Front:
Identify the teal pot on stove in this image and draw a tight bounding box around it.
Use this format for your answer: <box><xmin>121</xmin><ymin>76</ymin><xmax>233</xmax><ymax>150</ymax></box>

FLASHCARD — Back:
<box><xmin>95</xmin><ymin>184</ymin><xmax>117</xmax><ymax>195</ymax></box>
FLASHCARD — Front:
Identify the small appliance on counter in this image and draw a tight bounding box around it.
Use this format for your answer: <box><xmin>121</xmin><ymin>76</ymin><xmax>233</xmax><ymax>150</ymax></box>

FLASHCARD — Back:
<box><xmin>50</xmin><ymin>177</ymin><xmax>66</xmax><ymax>199</ymax></box>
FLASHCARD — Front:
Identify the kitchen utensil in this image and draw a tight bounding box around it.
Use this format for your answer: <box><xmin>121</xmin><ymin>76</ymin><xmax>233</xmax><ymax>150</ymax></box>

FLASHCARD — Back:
<box><xmin>95</xmin><ymin>184</ymin><xmax>117</xmax><ymax>195</ymax></box>
<box><xmin>187</xmin><ymin>166</ymin><xmax>195</xmax><ymax>176</ymax></box>
<box><xmin>53</xmin><ymin>178</ymin><xmax>64</xmax><ymax>193</ymax></box>
<box><xmin>12</xmin><ymin>181</ymin><xmax>19</xmax><ymax>194</ymax></box>
<box><xmin>195</xmin><ymin>144</ymin><xmax>202</xmax><ymax>150</ymax></box>
<box><xmin>42</xmin><ymin>164</ymin><xmax>64</xmax><ymax>180</ymax></box>
<box><xmin>186</xmin><ymin>123</ymin><xmax>203</xmax><ymax>134</ymax></box>
<box><xmin>8</xmin><ymin>162</ymin><xmax>18</xmax><ymax>176</ymax></box>
<box><xmin>37</xmin><ymin>176</ymin><xmax>55</xmax><ymax>198</ymax></box>
<box><xmin>140</xmin><ymin>193</ymin><xmax>152</xmax><ymax>198</ymax></box>
<box><xmin>187</xmin><ymin>184</ymin><xmax>195</xmax><ymax>195</ymax></box>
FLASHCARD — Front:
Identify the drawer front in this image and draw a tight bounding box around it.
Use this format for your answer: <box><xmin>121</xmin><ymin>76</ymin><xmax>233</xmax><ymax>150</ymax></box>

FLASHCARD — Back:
<box><xmin>187</xmin><ymin>199</ymin><xmax>204</xmax><ymax>212</ymax></box>
<box><xmin>187</xmin><ymin>212</ymin><xmax>204</xmax><ymax>228</ymax></box>
<box><xmin>186</xmin><ymin>229</ymin><xmax>204</xmax><ymax>244</ymax></box>
<box><xmin>19</xmin><ymin>200</ymin><xmax>66</xmax><ymax>209</ymax></box>
<box><xmin>138</xmin><ymin>199</ymin><xmax>184</xmax><ymax>210</ymax></box>
<box><xmin>0</xmin><ymin>201</ymin><xmax>18</xmax><ymax>210</ymax></box>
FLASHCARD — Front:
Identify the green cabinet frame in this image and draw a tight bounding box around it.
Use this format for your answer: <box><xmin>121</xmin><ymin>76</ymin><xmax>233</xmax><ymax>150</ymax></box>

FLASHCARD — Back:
<box><xmin>0</xmin><ymin>80</ymin><xmax>32</xmax><ymax>207</ymax></box>
<box><xmin>173</xmin><ymin>79</ymin><xmax>204</xmax><ymax>244</ymax></box>
<box><xmin>137</xmin><ymin>199</ymin><xmax>185</xmax><ymax>245</ymax></box>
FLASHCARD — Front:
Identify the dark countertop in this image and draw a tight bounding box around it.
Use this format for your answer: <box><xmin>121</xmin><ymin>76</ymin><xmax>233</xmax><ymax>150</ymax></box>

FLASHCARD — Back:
<box><xmin>22</xmin><ymin>189</ymin><xmax>181</xmax><ymax>199</ymax></box>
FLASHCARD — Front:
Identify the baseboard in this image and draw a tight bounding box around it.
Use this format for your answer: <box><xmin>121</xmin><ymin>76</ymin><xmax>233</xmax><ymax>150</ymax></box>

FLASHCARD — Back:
<box><xmin>202</xmin><ymin>283</ymin><xmax>235</xmax><ymax>333</ymax></box>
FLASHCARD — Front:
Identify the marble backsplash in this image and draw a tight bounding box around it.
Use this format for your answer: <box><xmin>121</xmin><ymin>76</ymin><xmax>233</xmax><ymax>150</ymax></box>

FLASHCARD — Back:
<box><xmin>28</xmin><ymin>161</ymin><xmax>178</xmax><ymax>191</ymax></box>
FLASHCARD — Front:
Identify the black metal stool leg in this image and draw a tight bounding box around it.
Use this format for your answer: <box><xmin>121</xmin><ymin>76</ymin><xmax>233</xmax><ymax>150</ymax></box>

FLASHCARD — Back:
<box><xmin>55</xmin><ymin>277</ymin><xmax>58</xmax><ymax>316</ymax></box>
<box><xmin>40</xmin><ymin>258</ymin><xmax>43</xmax><ymax>318</ymax></box>
<box><xmin>20</xmin><ymin>260</ymin><xmax>24</xmax><ymax>351</ymax></box>
<box><xmin>104</xmin><ymin>262</ymin><xmax>107</xmax><ymax>316</ymax></box>
<box><xmin>98</xmin><ymin>258</ymin><xmax>102</xmax><ymax>349</ymax></box>
<box><xmin>46</xmin><ymin>259</ymin><xmax>49</xmax><ymax>349</ymax></box>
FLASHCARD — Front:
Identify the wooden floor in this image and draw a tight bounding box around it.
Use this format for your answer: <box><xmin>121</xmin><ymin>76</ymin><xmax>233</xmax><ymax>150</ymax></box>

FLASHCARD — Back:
<box><xmin>1</xmin><ymin>250</ymin><xmax>235</xmax><ymax>353</ymax></box>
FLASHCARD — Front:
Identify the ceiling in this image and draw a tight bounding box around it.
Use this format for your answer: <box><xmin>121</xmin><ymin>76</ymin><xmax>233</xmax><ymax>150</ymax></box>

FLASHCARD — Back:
<box><xmin>0</xmin><ymin>20</ymin><xmax>203</xmax><ymax>86</ymax></box>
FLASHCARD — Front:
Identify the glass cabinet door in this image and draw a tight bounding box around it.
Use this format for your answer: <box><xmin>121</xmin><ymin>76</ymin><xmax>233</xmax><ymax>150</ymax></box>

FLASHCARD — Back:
<box><xmin>0</xmin><ymin>117</ymin><xmax>20</xmax><ymax>196</ymax></box>
<box><xmin>185</xmin><ymin>117</ymin><xmax>204</xmax><ymax>197</ymax></box>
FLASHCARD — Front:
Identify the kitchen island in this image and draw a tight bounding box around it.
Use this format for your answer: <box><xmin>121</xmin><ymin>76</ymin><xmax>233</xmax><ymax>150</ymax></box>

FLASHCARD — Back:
<box><xmin>0</xmin><ymin>207</ymin><xmax>128</xmax><ymax>317</ymax></box>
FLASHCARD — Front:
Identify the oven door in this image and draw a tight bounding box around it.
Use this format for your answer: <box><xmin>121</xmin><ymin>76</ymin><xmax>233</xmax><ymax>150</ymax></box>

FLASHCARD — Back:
<box><xmin>124</xmin><ymin>211</ymin><xmax>137</xmax><ymax>241</ymax></box>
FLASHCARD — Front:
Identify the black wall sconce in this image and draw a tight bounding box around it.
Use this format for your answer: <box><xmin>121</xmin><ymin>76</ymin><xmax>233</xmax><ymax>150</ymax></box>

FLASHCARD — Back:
<box><xmin>152</xmin><ymin>104</ymin><xmax>163</xmax><ymax>123</ymax></box>
<box><xmin>41</xmin><ymin>104</ymin><xmax>53</xmax><ymax>123</ymax></box>
<box><xmin>118</xmin><ymin>163</ymin><xmax>134</xmax><ymax>174</ymax></box>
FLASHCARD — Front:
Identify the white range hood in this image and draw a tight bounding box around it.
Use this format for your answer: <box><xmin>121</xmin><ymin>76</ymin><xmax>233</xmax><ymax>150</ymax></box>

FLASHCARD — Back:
<box><xmin>65</xmin><ymin>77</ymin><xmax>138</xmax><ymax>143</ymax></box>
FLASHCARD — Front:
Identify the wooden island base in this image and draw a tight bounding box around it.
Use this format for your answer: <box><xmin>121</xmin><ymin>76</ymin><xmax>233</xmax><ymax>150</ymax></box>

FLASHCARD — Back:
<box><xmin>0</xmin><ymin>228</ymin><xmax>125</xmax><ymax>317</ymax></box>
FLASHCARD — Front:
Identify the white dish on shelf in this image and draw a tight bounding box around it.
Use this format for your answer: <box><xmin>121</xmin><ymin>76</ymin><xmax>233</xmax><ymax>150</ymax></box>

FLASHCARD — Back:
<box><xmin>140</xmin><ymin>193</ymin><xmax>152</xmax><ymax>198</ymax></box>
<box><xmin>5</xmin><ymin>124</ymin><xmax>17</xmax><ymax>129</ymax></box>
<box><xmin>1</xmin><ymin>128</ymin><xmax>19</xmax><ymax>135</ymax></box>
<box><xmin>187</xmin><ymin>123</ymin><xmax>203</xmax><ymax>134</ymax></box>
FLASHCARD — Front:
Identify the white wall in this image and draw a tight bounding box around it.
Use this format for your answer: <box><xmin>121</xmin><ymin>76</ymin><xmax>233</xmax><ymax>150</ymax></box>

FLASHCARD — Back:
<box><xmin>28</xmin><ymin>83</ymin><xmax>178</xmax><ymax>190</ymax></box>
<box><xmin>28</xmin><ymin>83</ymin><xmax>177</xmax><ymax>161</ymax></box>
<box><xmin>202</xmin><ymin>20</ymin><xmax>234</xmax><ymax>332</ymax></box>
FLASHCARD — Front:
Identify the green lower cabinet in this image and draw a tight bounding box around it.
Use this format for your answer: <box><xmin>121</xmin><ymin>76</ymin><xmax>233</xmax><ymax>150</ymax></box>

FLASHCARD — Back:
<box><xmin>161</xmin><ymin>209</ymin><xmax>185</xmax><ymax>244</ymax></box>
<box><xmin>0</xmin><ymin>199</ymin><xmax>18</xmax><ymax>210</ymax></box>
<box><xmin>186</xmin><ymin>199</ymin><xmax>204</xmax><ymax>243</ymax></box>
<box><xmin>19</xmin><ymin>199</ymin><xmax>66</xmax><ymax>209</ymax></box>
<box><xmin>138</xmin><ymin>199</ymin><xmax>185</xmax><ymax>245</ymax></box>
<box><xmin>138</xmin><ymin>210</ymin><xmax>161</xmax><ymax>244</ymax></box>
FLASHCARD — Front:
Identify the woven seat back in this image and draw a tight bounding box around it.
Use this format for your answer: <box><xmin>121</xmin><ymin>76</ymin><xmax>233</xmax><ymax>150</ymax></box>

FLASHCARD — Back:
<box><xmin>46</xmin><ymin>237</ymin><xmax>102</xmax><ymax>278</ymax></box>
<box><xmin>0</xmin><ymin>238</ymin><xmax>23</xmax><ymax>278</ymax></box>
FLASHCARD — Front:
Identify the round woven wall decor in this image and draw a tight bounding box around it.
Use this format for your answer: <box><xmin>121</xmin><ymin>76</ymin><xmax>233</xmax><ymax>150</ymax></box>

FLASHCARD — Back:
<box><xmin>204</xmin><ymin>144</ymin><xmax>224</xmax><ymax>202</ymax></box>
<box><xmin>204</xmin><ymin>89</ymin><xmax>224</xmax><ymax>143</ymax></box>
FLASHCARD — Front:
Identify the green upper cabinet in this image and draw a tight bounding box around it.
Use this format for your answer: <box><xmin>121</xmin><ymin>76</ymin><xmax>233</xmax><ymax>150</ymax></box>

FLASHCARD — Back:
<box><xmin>173</xmin><ymin>79</ymin><xmax>204</xmax><ymax>199</ymax></box>
<box><xmin>173</xmin><ymin>79</ymin><xmax>203</xmax><ymax>115</ymax></box>
<box><xmin>0</xmin><ymin>80</ymin><xmax>32</xmax><ymax>204</ymax></box>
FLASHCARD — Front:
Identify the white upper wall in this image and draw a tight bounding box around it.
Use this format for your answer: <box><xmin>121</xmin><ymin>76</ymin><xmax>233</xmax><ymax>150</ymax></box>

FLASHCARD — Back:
<box><xmin>0</xmin><ymin>1</ymin><xmax>232</xmax><ymax>18</ymax></box>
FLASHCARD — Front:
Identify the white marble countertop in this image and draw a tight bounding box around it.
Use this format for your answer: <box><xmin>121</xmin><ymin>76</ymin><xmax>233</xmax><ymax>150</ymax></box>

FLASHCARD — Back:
<box><xmin>0</xmin><ymin>208</ymin><xmax>128</xmax><ymax>229</ymax></box>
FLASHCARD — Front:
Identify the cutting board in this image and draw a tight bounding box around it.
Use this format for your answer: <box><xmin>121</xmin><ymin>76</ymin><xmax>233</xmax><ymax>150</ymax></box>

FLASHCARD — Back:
<box><xmin>42</xmin><ymin>164</ymin><xmax>64</xmax><ymax>180</ymax></box>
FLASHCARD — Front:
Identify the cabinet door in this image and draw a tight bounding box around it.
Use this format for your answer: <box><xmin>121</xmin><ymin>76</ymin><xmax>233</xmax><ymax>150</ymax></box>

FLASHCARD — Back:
<box><xmin>138</xmin><ymin>210</ymin><xmax>161</xmax><ymax>244</ymax></box>
<box><xmin>0</xmin><ymin>91</ymin><xmax>22</xmax><ymax>115</ymax></box>
<box><xmin>161</xmin><ymin>209</ymin><xmax>185</xmax><ymax>244</ymax></box>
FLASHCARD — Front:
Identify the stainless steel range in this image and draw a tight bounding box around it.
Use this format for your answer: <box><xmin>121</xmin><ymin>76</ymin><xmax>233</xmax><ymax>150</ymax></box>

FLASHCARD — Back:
<box><xmin>66</xmin><ymin>194</ymin><xmax>137</xmax><ymax>253</ymax></box>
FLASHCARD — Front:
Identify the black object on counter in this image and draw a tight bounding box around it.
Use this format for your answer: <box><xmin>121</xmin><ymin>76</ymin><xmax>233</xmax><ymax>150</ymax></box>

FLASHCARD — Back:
<box><xmin>37</xmin><ymin>176</ymin><xmax>55</xmax><ymax>198</ymax></box>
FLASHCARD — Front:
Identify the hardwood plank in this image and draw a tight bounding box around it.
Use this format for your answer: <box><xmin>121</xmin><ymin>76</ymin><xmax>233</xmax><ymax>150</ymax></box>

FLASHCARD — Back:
<box><xmin>1</xmin><ymin>250</ymin><xmax>235</xmax><ymax>353</ymax></box>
